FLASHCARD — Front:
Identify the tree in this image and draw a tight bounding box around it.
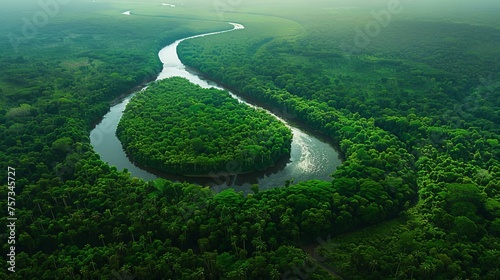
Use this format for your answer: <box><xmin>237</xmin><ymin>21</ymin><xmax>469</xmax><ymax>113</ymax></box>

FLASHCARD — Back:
<box><xmin>270</xmin><ymin>267</ymin><xmax>280</xmax><ymax>280</ymax></box>
<box><xmin>453</xmin><ymin>216</ymin><xmax>478</xmax><ymax>240</ymax></box>
<box><xmin>113</xmin><ymin>228</ymin><xmax>123</xmax><ymax>241</ymax></box>
<box><xmin>251</xmin><ymin>184</ymin><xmax>259</xmax><ymax>194</ymax></box>
<box><xmin>128</xmin><ymin>226</ymin><xmax>135</xmax><ymax>242</ymax></box>
<box><xmin>116</xmin><ymin>77</ymin><xmax>292</xmax><ymax>176</ymax></box>
<box><xmin>98</xmin><ymin>234</ymin><xmax>106</xmax><ymax>246</ymax></box>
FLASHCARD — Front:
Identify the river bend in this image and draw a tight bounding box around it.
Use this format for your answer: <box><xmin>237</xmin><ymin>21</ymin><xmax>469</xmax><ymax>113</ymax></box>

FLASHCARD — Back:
<box><xmin>90</xmin><ymin>23</ymin><xmax>341</xmax><ymax>192</ymax></box>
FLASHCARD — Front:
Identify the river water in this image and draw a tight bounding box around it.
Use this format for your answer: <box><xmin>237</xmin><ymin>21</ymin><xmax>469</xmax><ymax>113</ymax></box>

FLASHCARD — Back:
<box><xmin>90</xmin><ymin>23</ymin><xmax>342</xmax><ymax>193</ymax></box>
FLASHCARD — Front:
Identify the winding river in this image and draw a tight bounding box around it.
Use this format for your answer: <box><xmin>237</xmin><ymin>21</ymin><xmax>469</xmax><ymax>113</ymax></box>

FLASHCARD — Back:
<box><xmin>90</xmin><ymin>23</ymin><xmax>342</xmax><ymax>193</ymax></box>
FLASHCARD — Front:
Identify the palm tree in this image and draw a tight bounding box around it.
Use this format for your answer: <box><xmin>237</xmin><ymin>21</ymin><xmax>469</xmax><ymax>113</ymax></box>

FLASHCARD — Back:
<box><xmin>168</xmin><ymin>220</ymin><xmax>180</xmax><ymax>236</ymax></box>
<box><xmin>150</xmin><ymin>193</ymin><xmax>158</xmax><ymax>207</ymax></box>
<box><xmin>412</xmin><ymin>250</ymin><xmax>425</xmax><ymax>263</ymax></box>
<box><xmin>138</xmin><ymin>235</ymin><xmax>147</xmax><ymax>251</ymax></box>
<box><xmin>236</xmin><ymin>267</ymin><xmax>245</xmax><ymax>279</ymax></box>
<box><xmin>227</xmin><ymin>270</ymin><xmax>238</xmax><ymax>280</ymax></box>
<box><xmin>47</xmin><ymin>205</ymin><xmax>56</xmax><ymax>220</ymax></box>
<box><xmin>193</xmin><ymin>267</ymin><xmax>205</xmax><ymax>280</ymax></box>
<box><xmin>89</xmin><ymin>260</ymin><xmax>97</xmax><ymax>272</ymax></box>
<box><xmin>369</xmin><ymin>259</ymin><xmax>379</xmax><ymax>273</ymax></box>
<box><xmin>420</xmin><ymin>261</ymin><xmax>436</xmax><ymax>278</ymax></box>
<box><xmin>160</xmin><ymin>207</ymin><xmax>169</xmax><ymax>218</ymax></box>
<box><xmin>70</xmin><ymin>210</ymin><xmax>84</xmax><ymax>223</ymax></box>
<box><xmin>173</xmin><ymin>263</ymin><xmax>182</xmax><ymax>275</ymax></box>
<box><xmin>407</xmin><ymin>265</ymin><xmax>416</xmax><ymax>280</ymax></box>
<box><xmin>80</xmin><ymin>267</ymin><xmax>89</xmax><ymax>278</ymax></box>
<box><xmin>91</xmin><ymin>211</ymin><xmax>101</xmax><ymax>222</ymax></box>
<box><xmin>117</xmin><ymin>242</ymin><xmax>127</xmax><ymax>254</ymax></box>
<box><xmin>49</xmin><ymin>255</ymin><xmax>58</xmax><ymax>270</ymax></box>
<box><xmin>241</xmin><ymin>234</ymin><xmax>247</xmax><ymax>250</ymax></box>
<box><xmin>231</xmin><ymin>235</ymin><xmax>238</xmax><ymax>253</ymax></box>
<box><xmin>128</xmin><ymin>226</ymin><xmax>135</xmax><ymax>242</ymax></box>
<box><xmin>108</xmin><ymin>254</ymin><xmax>120</xmax><ymax>271</ymax></box>
<box><xmin>252</xmin><ymin>237</ymin><xmax>267</xmax><ymax>255</ymax></box>
<box><xmin>120</xmin><ymin>264</ymin><xmax>132</xmax><ymax>277</ymax></box>
<box><xmin>394</xmin><ymin>253</ymin><xmax>405</xmax><ymax>278</ymax></box>
<box><xmin>270</xmin><ymin>268</ymin><xmax>280</xmax><ymax>280</ymax></box>
<box><xmin>489</xmin><ymin>268</ymin><xmax>500</xmax><ymax>280</ymax></box>
<box><xmin>135</xmin><ymin>210</ymin><xmax>145</xmax><ymax>225</ymax></box>
<box><xmin>104</xmin><ymin>208</ymin><xmax>113</xmax><ymax>218</ymax></box>
<box><xmin>99</xmin><ymin>234</ymin><xmax>106</xmax><ymax>246</ymax></box>
<box><xmin>198</xmin><ymin>238</ymin><xmax>209</xmax><ymax>253</ymax></box>
<box><xmin>340</xmin><ymin>261</ymin><xmax>351</xmax><ymax>274</ymax></box>
<box><xmin>164</xmin><ymin>252</ymin><xmax>173</xmax><ymax>265</ymax></box>
<box><xmin>113</xmin><ymin>228</ymin><xmax>123</xmax><ymax>241</ymax></box>
<box><xmin>182</xmin><ymin>224</ymin><xmax>188</xmax><ymax>236</ymax></box>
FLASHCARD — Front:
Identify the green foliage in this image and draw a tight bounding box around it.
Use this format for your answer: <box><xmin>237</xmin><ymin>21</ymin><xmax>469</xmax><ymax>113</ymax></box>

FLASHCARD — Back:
<box><xmin>176</xmin><ymin>3</ymin><xmax>500</xmax><ymax>279</ymax></box>
<box><xmin>0</xmin><ymin>1</ymin><xmax>499</xmax><ymax>279</ymax></box>
<box><xmin>117</xmin><ymin>77</ymin><xmax>292</xmax><ymax>175</ymax></box>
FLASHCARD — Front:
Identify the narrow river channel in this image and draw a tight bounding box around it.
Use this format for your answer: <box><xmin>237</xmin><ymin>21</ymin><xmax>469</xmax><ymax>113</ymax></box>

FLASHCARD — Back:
<box><xmin>90</xmin><ymin>23</ymin><xmax>342</xmax><ymax>193</ymax></box>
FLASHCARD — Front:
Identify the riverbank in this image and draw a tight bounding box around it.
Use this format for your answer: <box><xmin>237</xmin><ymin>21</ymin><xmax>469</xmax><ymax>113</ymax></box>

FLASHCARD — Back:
<box><xmin>117</xmin><ymin>77</ymin><xmax>293</xmax><ymax>178</ymax></box>
<box><xmin>90</xmin><ymin>22</ymin><xmax>342</xmax><ymax>192</ymax></box>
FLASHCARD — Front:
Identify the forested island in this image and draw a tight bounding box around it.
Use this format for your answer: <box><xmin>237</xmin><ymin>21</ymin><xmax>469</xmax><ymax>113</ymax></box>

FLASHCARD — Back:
<box><xmin>177</xmin><ymin>2</ymin><xmax>500</xmax><ymax>278</ymax></box>
<box><xmin>117</xmin><ymin>77</ymin><xmax>292</xmax><ymax>175</ymax></box>
<box><xmin>0</xmin><ymin>0</ymin><xmax>499</xmax><ymax>279</ymax></box>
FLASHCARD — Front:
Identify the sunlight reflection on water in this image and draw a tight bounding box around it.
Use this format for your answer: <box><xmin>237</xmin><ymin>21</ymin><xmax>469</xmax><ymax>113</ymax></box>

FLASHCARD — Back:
<box><xmin>91</xmin><ymin>23</ymin><xmax>341</xmax><ymax>192</ymax></box>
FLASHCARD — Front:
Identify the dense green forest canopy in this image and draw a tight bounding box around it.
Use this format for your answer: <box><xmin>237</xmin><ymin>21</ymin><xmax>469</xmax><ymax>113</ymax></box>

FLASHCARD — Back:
<box><xmin>176</xmin><ymin>1</ymin><xmax>500</xmax><ymax>279</ymax></box>
<box><xmin>117</xmin><ymin>77</ymin><xmax>292</xmax><ymax>175</ymax></box>
<box><xmin>0</xmin><ymin>0</ymin><xmax>499</xmax><ymax>279</ymax></box>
